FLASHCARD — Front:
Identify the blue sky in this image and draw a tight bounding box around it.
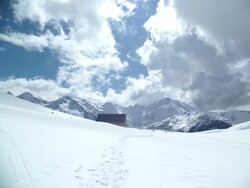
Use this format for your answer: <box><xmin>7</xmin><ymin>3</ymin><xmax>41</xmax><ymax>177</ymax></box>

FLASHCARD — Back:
<box><xmin>0</xmin><ymin>0</ymin><xmax>250</xmax><ymax>110</ymax></box>
<box><xmin>0</xmin><ymin>0</ymin><xmax>157</xmax><ymax>94</ymax></box>
<box><xmin>0</xmin><ymin>0</ymin><xmax>156</xmax><ymax>90</ymax></box>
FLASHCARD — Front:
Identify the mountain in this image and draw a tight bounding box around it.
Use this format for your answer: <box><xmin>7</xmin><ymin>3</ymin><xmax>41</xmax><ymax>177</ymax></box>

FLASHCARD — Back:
<box><xmin>16</xmin><ymin>92</ymin><xmax>245</xmax><ymax>132</ymax></box>
<box><xmin>17</xmin><ymin>92</ymin><xmax>122</xmax><ymax>120</ymax></box>
<box><xmin>147</xmin><ymin>112</ymin><xmax>232</xmax><ymax>132</ymax></box>
<box><xmin>17</xmin><ymin>92</ymin><xmax>103</xmax><ymax>120</ymax></box>
<box><xmin>6</xmin><ymin>91</ymin><xmax>13</xmax><ymax>95</ymax></box>
<box><xmin>209</xmin><ymin>109</ymin><xmax>250</xmax><ymax>125</ymax></box>
<box><xmin>18</xmin><ymin>92</ymin><xmax>48</xmax><ymax>105</ymax></box>
<box><xmin>142</xmin><ymin>98</ymin><xmax>195</xmax><ymax>126</ymax></box>
<box><xmin>46</xmin><ymin>96</ymin><xmax>103</xmax><ymax>120</ymax></box>
<box><xmin>102</xmin><ymin>102</ymin><xmax>119</xmax><ymax>114</ymax></box>
<box><xmin>117</xmin><ymin>97</ymin><xmax>195</xmax><ymax>128</ymax></box>
<box><xmin>17</xmin><ymin>93</ymin><xmax>199</xmax><ymax>129</ymax></box>
<box><xmin>116</xmin><ymin>104</ymin><xmax>145</xmax><ymax>127</ymax></box>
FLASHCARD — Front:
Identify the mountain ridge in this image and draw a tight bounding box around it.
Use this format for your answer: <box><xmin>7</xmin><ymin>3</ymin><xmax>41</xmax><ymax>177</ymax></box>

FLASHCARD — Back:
<box><xmin>14</xmin><ymin>92</ymin><xmax>250</xmax><ymax>132</ymax></box>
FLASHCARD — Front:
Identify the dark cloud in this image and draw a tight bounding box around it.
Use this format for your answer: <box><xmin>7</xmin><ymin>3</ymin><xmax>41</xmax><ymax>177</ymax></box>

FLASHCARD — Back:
<box><xmin>174</xmin><ymin>0</ymin><xmax>250</xmax><ymax>57</ymax></box>
<box><xmin>188</xmin><ymin>72</ymin><xmax>250</xmax><ymax>110</ymax></box>
<box><xmin>139</xmin><ymin>7</ymin><xmax>250</xmax><ymax>110</ymax></box>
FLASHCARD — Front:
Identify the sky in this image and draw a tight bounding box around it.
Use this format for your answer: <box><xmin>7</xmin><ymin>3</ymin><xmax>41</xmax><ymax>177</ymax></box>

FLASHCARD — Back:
<box><xmin>0</xmin><ymin>0</ymin><xmax>250</xmax><ymax>110</ymax></box>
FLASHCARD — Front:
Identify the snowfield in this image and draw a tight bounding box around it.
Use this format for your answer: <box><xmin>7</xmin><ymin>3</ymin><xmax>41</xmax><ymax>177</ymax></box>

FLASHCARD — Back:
<box><xmin>1</xmin><ymin>93</ymin><xmax>250</xmax><ymax>188</ymax></box>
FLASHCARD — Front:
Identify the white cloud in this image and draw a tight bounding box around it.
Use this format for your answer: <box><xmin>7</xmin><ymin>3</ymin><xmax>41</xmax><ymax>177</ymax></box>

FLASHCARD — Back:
<box><xmin>0</xmin><ymin>0</ymin><xmax>135</xmax><ymax>99</ymax></box>
<box><xmin>0</xmin><ymin>32</ymin><xmax>50</xmax><ymax>52</ymax></box>
<box><xmin>144</xmin><ymin>0</ymin><xmax>186</xmax><ymax>43</ymax></box>
<box><xmin>0</xmin><ymin>78</ymin><xmax>69</xmax><ymax>100</ymax></box>
<box><xmin>105</xmin><ymin>71</ymin><xmax>168</xmax><ymax>106</ymax></box>
<box><xmin>0</xmin><ymin>77</ymin><xmax>108</xmax><ymax>103</ymax></box>
<box><xmin>2</xmin><ymin>0</ymin><xmax>250</xmax><ymax>110</ymax></box>
<box><xmin>12</xmin><ymin>0</ymin><xmax>135</xmax><ymax>27</ymax></box>
<box><xmin>134</xmin><ymin>0</ymin><xmax>250</xmax><ymax>110</ymax></box>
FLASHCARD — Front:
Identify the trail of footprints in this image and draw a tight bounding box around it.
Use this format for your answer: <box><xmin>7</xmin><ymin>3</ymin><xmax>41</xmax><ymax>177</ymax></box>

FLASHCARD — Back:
<box><xmin>86</xmin><ymin>137</ymin><xmax>128</xmax><ymax>187</ymax></box>
<box><xmin>73</xmin><ymin>135</ymin><xmax>150</xmax><ymax>187</ymax></box>
<box><xmin>74</xmin><ymin>165</ymin><xmax>83</xmax><ymax>180</ymax></box>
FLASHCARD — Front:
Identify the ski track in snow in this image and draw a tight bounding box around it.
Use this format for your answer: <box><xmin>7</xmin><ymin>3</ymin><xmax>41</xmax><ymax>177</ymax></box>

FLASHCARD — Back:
<box><xmin>0</xmin><ymin>130</ymin><xmax>35</xmax><ymax>188</ymax></box>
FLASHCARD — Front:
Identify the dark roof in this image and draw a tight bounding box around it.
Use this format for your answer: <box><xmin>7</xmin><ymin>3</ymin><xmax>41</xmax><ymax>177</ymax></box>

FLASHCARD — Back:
<box><xmin>96</xmin><ymin>114</ymin><xmax>127</xmax><ymax>124</ymax></box>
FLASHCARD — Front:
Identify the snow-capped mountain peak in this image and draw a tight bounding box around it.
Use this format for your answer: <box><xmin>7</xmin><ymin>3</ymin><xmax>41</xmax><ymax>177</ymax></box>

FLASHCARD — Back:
<box><xmin>46</xmin><ymin>96</ymin><xmax>102</xmax><ymax>120</ymax></box>
<box><xmin>142</xmin><ymin>97</ymin><xmax>196</xmax><ymax>126</ymax></box>
<box><xmin>147</xmin><ymin>112</ymin><xmax>232</xmax><ymax>132</ymax></box>
<box><xmin>18</xmin><ymin>92</ymin><xmax>47</xmax><ymax>105</ymax></box>
<box><xmin>147</xmin><ymin>97</ymin><xmax>195</xmax><ymax>112</ymax></box>
<box><xmin>15</xmin><ymin>92</ymin><xmax>250</xmax><ymax>132</ymax></box>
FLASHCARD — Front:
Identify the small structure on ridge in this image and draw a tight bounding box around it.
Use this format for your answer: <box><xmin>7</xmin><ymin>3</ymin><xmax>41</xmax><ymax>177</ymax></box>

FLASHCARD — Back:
<box><xmin>96</xmin><ymin>114</ymin><xmax>127</xmax><ymax>127</ymax></box>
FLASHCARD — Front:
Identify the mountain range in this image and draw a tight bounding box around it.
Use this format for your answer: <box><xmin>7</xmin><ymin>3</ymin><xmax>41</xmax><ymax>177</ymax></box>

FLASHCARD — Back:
<box><xmin>15</xmin><ymin>92</ymin><xmax>250</xmax><ymax>132</ymax></box>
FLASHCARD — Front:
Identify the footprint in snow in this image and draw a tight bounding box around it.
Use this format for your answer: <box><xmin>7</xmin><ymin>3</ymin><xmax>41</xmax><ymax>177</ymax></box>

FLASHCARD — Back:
<box><xmin>75</xmin><ymin>176</ymin><xmax>83</xmax><ymax>180</ymax></box>
<box><xmin>75</xmin><ymin>165</ymin><xmax>83</xmax><ymax>172</ymax></box>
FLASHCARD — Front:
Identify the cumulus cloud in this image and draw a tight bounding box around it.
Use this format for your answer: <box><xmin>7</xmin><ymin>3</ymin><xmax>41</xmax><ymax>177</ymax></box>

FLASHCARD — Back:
<box><xmin>1</xmin><ymin>0</ymin><xmax>250</xmax><ymax>110</ymax></box>
<box><xmin>0</xmin><ymin>0</ymin><xmax>134</xmax><ymax>100</ymax></box>
<box><xmin>0</xmin><ymin>77</ymin><xmax>69</xmax><ymax>100</ymax></box>
<box><xmin>0</xmin><ymin>77</ymin><xmax>108</xmax><ymax>103</ymax></box>
<box><xmin>135</xmin><ymin>0</ymin><xmax>250</xmax><ymax>110</ymax></box>
<box><xmin>173</xmin><ymin>0</ymin><xmax>250</xmax><ymax>56</ymax></box>
<box><xmin>105</xmin><ymin>70</ymin><xmax>165</xmax><ymax>105</ymax></box>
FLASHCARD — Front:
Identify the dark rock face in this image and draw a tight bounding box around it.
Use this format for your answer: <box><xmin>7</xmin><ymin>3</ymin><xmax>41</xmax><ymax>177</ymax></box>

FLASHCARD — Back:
<box><xmin>6</xmin><ymin>91</ymin><xmax>13</xmax><ymax>95</ymax></box>
<box><xmin>147</xmin><ymin>113</ymin><xmax>232</xmax><ymax>132</ymax></box>
<box><xmin>187</xmin><ymin>120</ymin><xmax>232</xmax><ymax>132</ymax></box>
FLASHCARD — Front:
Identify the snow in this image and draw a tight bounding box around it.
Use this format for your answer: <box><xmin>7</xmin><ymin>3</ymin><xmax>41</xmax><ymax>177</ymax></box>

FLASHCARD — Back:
<box><xmin>18</xmin><ymin>92</ymin><xmax>250</xmax><ymax>130</ymax></box>
<box><xmin>1</xmin><ymin>92</ymin><xmax>250</xmax><ymax>188</ymax></box>
<box><xmin>147</xmin><ymin>112</ymin><xmax>231</xmax><ymax>132</ymax></box>
<box><xmin>209</xmin><ymin>109</ymin><xmax>250</xmax><ymax>125</ymax></box>
<box><xmin>229</xmin><ymin>120</ymin><xmax>250</xmax><ymax>131</ymax></box>
<box><xmin>117</xmin><ymin>98</ymin><xmax>195</xmax><ymax>128</ymax></box>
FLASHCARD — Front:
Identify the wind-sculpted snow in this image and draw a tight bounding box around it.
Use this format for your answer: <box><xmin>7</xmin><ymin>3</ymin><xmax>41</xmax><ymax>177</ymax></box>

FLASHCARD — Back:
<box><xmin>1</xmin><ymin>92</ymin><xmax>250</xmax><ymax>188</ymax></box>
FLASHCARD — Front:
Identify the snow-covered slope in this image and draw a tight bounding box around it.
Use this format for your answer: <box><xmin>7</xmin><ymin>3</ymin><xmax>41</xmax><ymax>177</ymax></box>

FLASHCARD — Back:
<box><xmin>46</xmin><ymin>95</ymin><xmax>103</xmax><ymax>120</ymax></box>
<box><xmin>17</xmin><ymin>93</ymin><xmax>196</xmax><ymax>128</ymax></box>
<box><xmin>147</xmin><ymin>113</ymin><xmax>232</xmax><ymax>132</ymax></box>
<box><xmin>209</xmin><ymin>109</ymin><xmax>250</xmax><ymax>125</ymax></box>
<box><xmin>229</xmin><ymin>120</ymin><xmax>250</xmax><ymax>130</ymax></box>
<box><xmin>143</xmin><ymin>97</ymin><xmax>195</xmax><ymax>126</ymax></box>
<box><xmin>1</xmin><ymin>92</ymin><xmax>250</xmax><ymax>188</ymax></box>
<box><xmin>18</xmin><ymin>92</ymin><xmax>48</xmax><ymax>105</ymax></box>
<box><xmin>117</xmin><ymin>97</ymin><xmax>195</xmax><ymax>127</ymax></box>
<box><xmin>17</xmin><ymin>92</ymin><xmax>105</xmax><ymax>120</ymax></box>
<box><xmin>15</xmin><ymin>92</ymin><xmax>250</xmax><ymax>130</ymax></box>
